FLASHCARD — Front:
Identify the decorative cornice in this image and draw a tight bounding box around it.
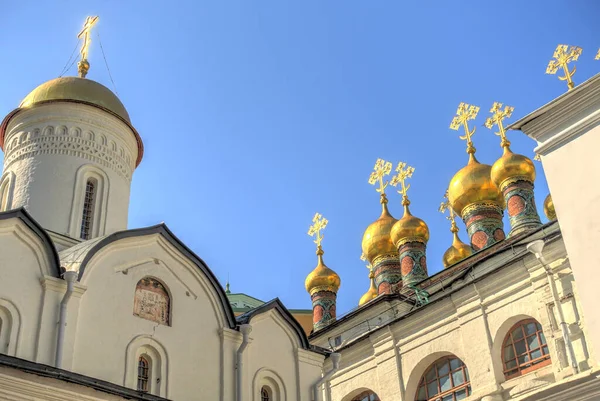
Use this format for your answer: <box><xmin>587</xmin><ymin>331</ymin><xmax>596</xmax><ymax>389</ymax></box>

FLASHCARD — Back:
<box><xmin>4</xmin><ymin>130</ymin><xmax>134</xmax><ymax>180</ymax></box>
<box><xmin>509</xmin><ymin>72</ymin><xmax>600</xmax><ymax>156</ymax></box>
<box><xmin>40</xmin><ymin>276</ymin><xmax>87</xmax><ymax>297</ymax></box>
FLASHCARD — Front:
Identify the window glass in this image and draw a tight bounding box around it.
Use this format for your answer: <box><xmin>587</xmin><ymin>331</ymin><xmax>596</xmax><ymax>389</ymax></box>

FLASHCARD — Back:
<box><xmin>502</xmin><ymin>319</ymin><xmax>551</xmax><ymax>379</ymax></box>
<box><xmin>416</xmin><ymin>356</ymin><xmax>471</xmax><ymax>401</ymax></box>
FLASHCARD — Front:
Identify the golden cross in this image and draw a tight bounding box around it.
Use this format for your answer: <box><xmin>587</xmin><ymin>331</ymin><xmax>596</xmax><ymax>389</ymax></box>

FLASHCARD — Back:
<box><xmin>485</xmin><ymin>102</ymin><xmax>514</xmax><ymax>147</ymax></box>
<box><xmin>450</xmin><ymin>102</ymin><xmax>480</xmax><ymax>153</ymax></box>
<box><xmin>78</xmin><ymin>16</ymin><xmax>99</xmax><ymax>62</ymax></box>
<box><xmin>439</xmin><ymin>190</ymin><xmax>458</xmax><ymax>232</ymax></box>
<box><xmin>308</xmin><ymin>212</ymin><xmax>328</xmax><ymax>249</ymax></box>
<box><xmin>546</xmin><ymin>44</ymin><xmax>582</xmax><ymax>90</ymax></box>
<box><xmin>595</xmin><ymin>49</ymin><xmax>600</xmax><ymax>61</ymax></box>
<box><xmin>390</xmin><ymin>162</ymin><xmax>415</xmax><ymax>203</ymax></box>
<box><xmin>368</xmin><ymin>158</ymin><xmax>393</xmax><ymax>195</ymax></box>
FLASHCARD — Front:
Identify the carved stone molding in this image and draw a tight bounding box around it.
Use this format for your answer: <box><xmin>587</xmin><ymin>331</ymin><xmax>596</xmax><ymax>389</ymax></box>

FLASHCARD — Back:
<box><xmin>4</xmin><ymin>127</ymin><xmax>134</xmax><ymax>180</ymax></box>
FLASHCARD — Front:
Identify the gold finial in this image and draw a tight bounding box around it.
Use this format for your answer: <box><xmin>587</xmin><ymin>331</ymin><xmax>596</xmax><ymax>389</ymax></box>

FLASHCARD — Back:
<box><xmin>596</xmin><ymin>49</ymin><xmax>600</xmax><ymax>60</ymax></box>
<box><xmin>308</xmin><ymin>212</ymin><xmax>328</xmax><ymax>252</ymax></box>
<box><xmin>368</xmin><ymin>158</ymin><xmax>393</xmax><ymax>199</ymax></box>
<box><xmin>439</xmin><ymin>190</ymin><xmax>459</xmax><ymax>233</ymax></box>
<box><xmin>390</xmin><ymin>162</ymin><xmax>415</xmax><ymax>206</ymax></box>
<box><xmin>77</xmin><ymin>16</ymin><xmax>99</xmax><ymax>78</ymax></box>
<box><xmin>534</xmin><ymin>154</ymin><xmax>541</xmax><ymax>161</ymax></box>
<box><xmin>450</xmin><ymin>102</ymin><xmax>480</xmax><ymax>154</ymax></box>
<box><xmin>485</xmin><ymin>102</ymin><xmax>514</xmax><ymax>148</ymax></box>
<box><xmin>546</xmin><ymin>44</ymin><xmax>582</xmax><ymax>90</ymax></box>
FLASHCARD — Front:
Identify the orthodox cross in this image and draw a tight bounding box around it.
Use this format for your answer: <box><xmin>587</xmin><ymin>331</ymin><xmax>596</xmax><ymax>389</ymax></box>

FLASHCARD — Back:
<box><xmin>485</xmin><ymin>102</ymin><xmax>514</xmax><ymax>148</ymax></box>
<box><xmin>390</xmin><ymin>162</ymin><xmax>415</xmax><ymax>204</ymax></box>
<box><xmin>308</xmin><ymin>212</ymin><xmax>328</xmax><ymax>249</ymax></box>
<box><xmin>450</xmin><ymin>102</ymin><xmax>480</xmax><ymax>153</ymax></box>
<box><xmin>596</xmin><ymin>49</ymin><xmax>600</xmax><ymax>61</ymax></box>
<box><xmin>439</xmin><ymin>190</ymin><xmax>458</xmax><ymax>232</ymax></box>
<box><xmin>546</xmin><ymin>44</ymin><xmax>582</xmax><ymax>90</ymax></box>
<box><xmin>77</xmin><ymin>16</ymin><xmax>99</xmax><ymax>78</ymax></box>
<box><xmin>368</xmin><ymin>158</ymin><xmax>393</xmax><ymax>195</ymax></box>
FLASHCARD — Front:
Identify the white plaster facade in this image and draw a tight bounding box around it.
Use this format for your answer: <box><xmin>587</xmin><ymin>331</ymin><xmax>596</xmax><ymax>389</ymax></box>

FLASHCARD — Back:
<box><xmin>1</xmin><ymin>103</ymin><xmax>139</xmax><ymax>239</ymax></box>
<box><xmin>311</xmin><ymin>224</ymin><xmax>599</xmax><ymax>401</ymax></box>
<box><xmin>510</xmin><ymin>73</ymin><xmax>600</xmax><ymax>360</ymax></box>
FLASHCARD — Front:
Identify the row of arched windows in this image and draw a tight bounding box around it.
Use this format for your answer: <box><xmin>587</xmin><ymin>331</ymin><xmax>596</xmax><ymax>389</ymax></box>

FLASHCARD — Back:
<box><xmin>413</xmin><ymin>319</ymin><xmax>551</xmax><ymax>401</ymax></box>
<box><xmin>343</xmin><ymin>319</ymin><xmax>552</xmax><ymax>401</ymax></box>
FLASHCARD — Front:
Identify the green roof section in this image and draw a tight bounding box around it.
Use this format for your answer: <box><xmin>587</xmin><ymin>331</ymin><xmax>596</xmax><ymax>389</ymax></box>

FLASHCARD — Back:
<box><xmin>224</xmin><ymin>281</ymin><xmax>311</xmax><ymax>313</ymax></box>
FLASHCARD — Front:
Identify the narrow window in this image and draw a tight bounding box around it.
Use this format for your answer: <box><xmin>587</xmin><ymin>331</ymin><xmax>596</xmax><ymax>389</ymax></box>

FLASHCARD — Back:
<box><xmin>80</xmin><ymin>179</ymin><xmax>96</xmax><ymax>239</ymax></box>
<box><xmin>0</xmin><ymin>184</ymin><xmax>8</xmax><ymax>212</ymax></box>
<box><xmin>261</xmin><ymin>387</ymin><xmax>270</xmax><ymax>401</ymax></box>
<box><xmin>137</xmin><ymin>356</ymin><xmax>149</xmax><ymax>392</ymax></box>
<box><xmin>502</xmin><ymin>319</ymin><xmax>551</xmax><ymax>379</ymax></box>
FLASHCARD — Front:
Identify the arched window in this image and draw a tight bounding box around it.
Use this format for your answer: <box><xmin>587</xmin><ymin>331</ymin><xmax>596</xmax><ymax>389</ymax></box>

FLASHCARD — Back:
<box><xmin>80</xmin><ymin>179</ymin><xmax>97</xmax><ymax>239</ymax></box>
<box><xmin>502</xmin><ymin>319</ymin><xmax>551</xmax><ymax>379</ymax></box>
<box><xmin>134</xmin><ymin>277</ymin><xmax>171</xmax><ymax>326</ymax></box>
<box><xmin>0</xmin><ymin>184</ymin><xmax>8</xmax><ymax>212</ymax></box>
<box><xmin>261</xmin><ymin>387</ymin><xmax>271</xmax><ymax>401</ymax></box>
<box><xmin>0</xmin><ymin>173</ymin><xmax>14</xmax><ymax>212</ymax></box>
<box><xmin>137</xmin><ymin>356</ymin><xmax>150</xmax><ymax>392</ymax></box>
<box><xmin>351</xmin><ymin>390</ymin><xmax>380</xmax><ymax>401</ymax></box>
<box><xmin>416</xmin><ymin>356</ymin><xmax>471</xmax><ymax>401</ymax></box>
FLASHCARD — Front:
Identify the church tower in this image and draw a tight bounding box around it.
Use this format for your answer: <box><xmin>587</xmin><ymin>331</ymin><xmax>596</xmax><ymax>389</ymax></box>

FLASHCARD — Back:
<box><xmin>305</xmin><ymin>213</ymin><xmax>340</xmax><ymax>332</ymax></box>
<box><xmin>448</xmin><ymin>103</ymin><xmax>505</xmax><ymax>251</ymax></box>
<box><xmin>0</xmin><ymin>17</ymin><xmax>143</xmax><ymax>240</ymax></box>
<box><xmin>389</xmin><ymin>162</ymin><xmax>430</xmax><ymax>287</ymax></box>
<box><xmin>488</xmin><ymin>103</ymin><xmax>541</xmax><ymax>236</ymax></box>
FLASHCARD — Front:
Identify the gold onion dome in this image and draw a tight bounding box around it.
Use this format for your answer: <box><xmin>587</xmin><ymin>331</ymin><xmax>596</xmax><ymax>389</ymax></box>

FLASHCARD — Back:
<box><xmin>390</xmin><ymin>198</ymin><xmax>429</xmax><ymax>247</ymax></box>
<box><xmin>20</xmin><ymin>77</ymin><xmax>131</xmax><ymax>122</ymax></box>
<box><xmin>490</xmin><ymin>144</ymin><xmax>535</xmax><ymax>189</ymax></box>
<box><xmin>544</xmin><ymin>194</ymin><xmax>556</xmax><ymax>220</ymax></box>
<box><xmin>361</xmin><ymin>195</ymin><xmax>398</xmax><ymax>264</ymax></box>
<box><xmin>305</xmin><ymin>247</ymin><xmax>341</xmax><ymax>295</ymax></box>
<box><xmin>358</xmin><ymin>270</ymin><xmax>378</xmax><ymax>306</ymax></box>
<box><xmin>448</xmin><ymin>153</ymin><xmax>504</xmax><ymax>218</ymax></box>
<box><xmin>442</xmin><ymin>223</ymin><xmax>473</xmax><ymax>268</ymax></box>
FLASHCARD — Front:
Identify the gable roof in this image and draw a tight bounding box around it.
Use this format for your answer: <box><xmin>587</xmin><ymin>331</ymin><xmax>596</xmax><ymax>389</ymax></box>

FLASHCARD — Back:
<box><xmin>235</xmin><ymin>298</ymin><xmax>313</xmax><ymax>350</ymax></box>
<box><xmin>58</xmin><ymin>223</ymin><xmax>237</xmax><ymax>329</ymax></box>
<box><xmin>0</xmin><ymin>208</ymin><xmax>61</xmax><ymax>278</ymax></box>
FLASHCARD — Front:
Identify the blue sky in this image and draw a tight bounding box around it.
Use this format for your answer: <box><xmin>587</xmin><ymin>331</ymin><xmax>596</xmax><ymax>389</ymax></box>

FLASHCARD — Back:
<box><xmin>2</xmin><ymin>1</ymin><xmax>599</xmax><ymax>316</ymax></box>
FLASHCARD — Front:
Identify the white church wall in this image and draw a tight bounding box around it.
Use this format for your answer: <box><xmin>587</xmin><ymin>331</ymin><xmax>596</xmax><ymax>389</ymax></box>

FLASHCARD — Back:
<box><xmin>70</xmin><ymin>233</ymin><xmax>228</xmax><ymax>400</ymax></box>
<box><xmin>325</xmin><ymin>237</ymin><xmax>596</xmax><ymax>401</ymax></box>
<box><xmin>2</xmin><ymin>103</ymin><xmax>138</xmax><ymax>239</ymax></box>
<box><xmin>0</xmin><ymin>217</ymin><xmax>55</xmax><ymax>362</ymax></box>
<box><xmin>244</xmin><ymin>310</ymin><xmax>302</xmax><ymax>401</ymax></box>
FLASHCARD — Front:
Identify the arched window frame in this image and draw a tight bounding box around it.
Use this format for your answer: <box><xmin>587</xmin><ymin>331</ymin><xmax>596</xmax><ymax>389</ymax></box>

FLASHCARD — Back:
<box><xmin>261</xmin><ymin>386</ymin><xmax>271</xmax><ymax>401</ymax></box>
<box><xmin>137</xmin><ymin>355</ymin><xmax>150</xmax><ymax>392</ymax></box>
<box><xmin>253</xmin><ymin>368</ymin><xmax>286</xmax><ymax>401</ymax></box>
<box><xmin>351</xmin><ymin>390</ymin><xmax>380</xmax><ymax>401</ymax></box>
<box><xmin>69</xmin><ymin>165</ymin><xmax>109</xmax><ymax>239</ymax></box>
<box><xmin>416</xmin><ymin>356</ymin><xmax>471</xmax><ymax>401</ymax></box>
<box><xmin>502</xmin><ymin>319</ymin><xmax>551</xmax><ymax>379</ymax></box>
<box><xmin>0</xmin><ymin>172</ymin><xmax>16</xmax><ymax>212</ymax></box>
<box><xmin>0</xmin><ymin>299</ymin><xmax>21</xmax><ymax>356</ymax></box>
<box><xmin>125</xmin><ymin>337</ymin><xmax>168</xmax><ymax>397</ymax></box>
